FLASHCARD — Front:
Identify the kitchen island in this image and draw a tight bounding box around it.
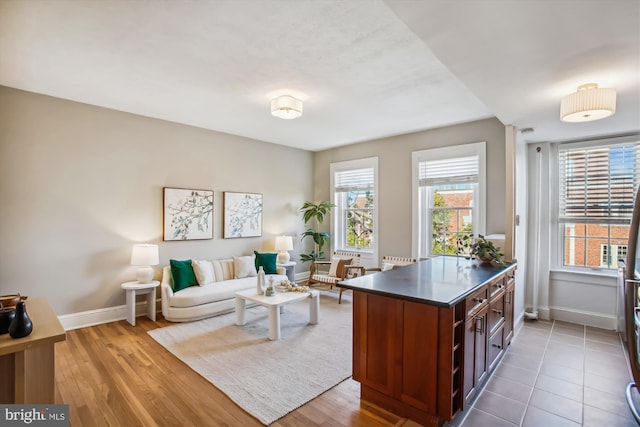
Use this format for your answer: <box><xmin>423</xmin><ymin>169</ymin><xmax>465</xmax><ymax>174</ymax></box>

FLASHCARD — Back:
<box><xmin>338</xmin><ymin>256</ymin><xmax>516</xmax><ymax>427</ymax></box>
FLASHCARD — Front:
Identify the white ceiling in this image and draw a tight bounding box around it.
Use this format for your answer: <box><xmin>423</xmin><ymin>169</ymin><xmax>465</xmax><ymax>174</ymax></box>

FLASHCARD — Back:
<box><xmin>0</xmin><ymin>0</ymin><xmax>638</xmax><ymax>151</ymax></box>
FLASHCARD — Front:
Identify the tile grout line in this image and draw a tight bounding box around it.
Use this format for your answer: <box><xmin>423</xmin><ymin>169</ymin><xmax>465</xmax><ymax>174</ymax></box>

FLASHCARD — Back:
<box><xmin>519</xmin><ymin>320</ymin><xmax>555</xmax><ymax>426</ymax></box>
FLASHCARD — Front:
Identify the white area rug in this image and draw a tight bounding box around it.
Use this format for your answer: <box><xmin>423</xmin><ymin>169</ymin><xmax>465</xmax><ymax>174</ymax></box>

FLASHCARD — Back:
<box><xmin>148</xmin><ymin>292</ymin><xmax>352</xmax><ymax>425</ymax></box>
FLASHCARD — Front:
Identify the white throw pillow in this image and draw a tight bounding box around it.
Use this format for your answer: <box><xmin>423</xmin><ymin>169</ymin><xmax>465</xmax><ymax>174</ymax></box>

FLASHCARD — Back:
<box><xmin>192</xmin><ymin>260</ymin><xmax>215</xmax><ymax>286</ymax></box>
<box><xmin>233</xmin><ymin>255</ymin><xmax>257</xmax><ymax>279</ymax></box>
<box><xmin>327</xmin><ymin>257</ymin><xmax>342</xmax><ymax>277</ymax></box>
<box><xmin>381</xmin><ymin>262</ymin><xmax>395</xmax><ymax>271</ymax></box>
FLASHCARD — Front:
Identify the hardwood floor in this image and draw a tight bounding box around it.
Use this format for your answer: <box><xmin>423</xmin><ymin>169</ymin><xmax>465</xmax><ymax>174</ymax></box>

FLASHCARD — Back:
<box><xmin>54</xmin><ymin>314</ymin><xmax>415</xmax><ymax>427</ymax></box>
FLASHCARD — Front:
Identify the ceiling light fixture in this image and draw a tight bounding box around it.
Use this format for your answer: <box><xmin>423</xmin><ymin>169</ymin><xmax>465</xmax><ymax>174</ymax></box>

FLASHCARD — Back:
<box><xmin>560</xmin><ymin>83</ymin><xmax>616</xmax><ymax>122</ymax></box>
<box><xmin>271</xmin><ymin>95</ymin><xmax>303</xmax><ymax>119</ymax></box>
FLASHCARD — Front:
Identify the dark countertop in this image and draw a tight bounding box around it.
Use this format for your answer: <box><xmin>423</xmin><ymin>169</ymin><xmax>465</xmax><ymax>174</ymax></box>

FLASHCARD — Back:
<box><xmin>338</xmin><ymin>256</ymin><xmax>515</xmax><ymax>307</ymax></box>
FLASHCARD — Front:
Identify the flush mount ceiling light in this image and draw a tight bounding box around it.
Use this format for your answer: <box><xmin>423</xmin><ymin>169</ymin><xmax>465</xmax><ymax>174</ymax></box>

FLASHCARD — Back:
<box><xmin>560</xmin><ymin>83</ymin><xmax>616</xmax><ymax>122</ymax></box>
<box><xmin>271</xmin><ymin>95</ymin><xmax>303</xmax><ymax>119</ymax></box>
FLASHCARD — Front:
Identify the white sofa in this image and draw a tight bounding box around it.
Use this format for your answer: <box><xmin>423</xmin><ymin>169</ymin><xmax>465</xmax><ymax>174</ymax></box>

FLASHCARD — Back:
<box><xmin>161</xmin><ymin>258</ymin><xmax>287</xmax><ymax>322</ymax></box>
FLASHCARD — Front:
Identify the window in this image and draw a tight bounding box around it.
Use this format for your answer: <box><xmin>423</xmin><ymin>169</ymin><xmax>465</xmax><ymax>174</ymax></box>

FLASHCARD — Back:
<box><xmin>558</xmin><ymin>140</ymin><xmax>639</xmax><ymax>269</ymax></box>
<box><xmin>330</xmin><ymin>158</ymin><xmax>378</xmax><ymax>259</ymax></box>
<box><xmin>412</xmin><ymin>143</ymin><xmax>486</xmax><ymax>259</ymax></box>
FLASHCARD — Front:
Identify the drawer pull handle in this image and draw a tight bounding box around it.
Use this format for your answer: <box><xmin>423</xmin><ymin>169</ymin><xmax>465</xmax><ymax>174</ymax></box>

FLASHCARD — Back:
<box><xmin>492</xmin><ymin>309</ymin><xmax>503</xmax><ymax>315</ymax></box>
<box><xmin>475</xmin><ymin>316</ymin><xmax>485</xmax><ymax>334</ymax></box>
<box><xmin>492</xmin><ymin>343</ymin><xmax>502</xmax><ymax>349</ymax></box>
<box><xmin>473</xmin><ymin>298</ymin><xmax>487</xmax><ymax>304</ymax></box>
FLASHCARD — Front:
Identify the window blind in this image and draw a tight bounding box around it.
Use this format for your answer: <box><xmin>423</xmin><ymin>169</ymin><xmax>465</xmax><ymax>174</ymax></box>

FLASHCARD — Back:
<box><xmin>418</xmin><ymin>155</ymin><xmax>479</xmax><ymax>186</ymax></box>
<box><xmin>559</xmin><ymin>142</ymin><xmax>640</xmax><ymax>224</ymax></box>
<box><xmin>335</xmin><ymin>168</ymin><xmax>374</xmax><ymax>192</ymax></box>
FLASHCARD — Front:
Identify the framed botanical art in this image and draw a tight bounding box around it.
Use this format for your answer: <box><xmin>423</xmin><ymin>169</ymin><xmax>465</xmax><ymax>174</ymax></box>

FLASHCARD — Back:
<box><xmin>223</xmin><ymin>192</ymin><xmax>263</xmax><ymax>238</ymax></box>
<box><xmin>163</xmin><ymin>187</ymin><xmax>214</xmax><ymax>241</ymax></box>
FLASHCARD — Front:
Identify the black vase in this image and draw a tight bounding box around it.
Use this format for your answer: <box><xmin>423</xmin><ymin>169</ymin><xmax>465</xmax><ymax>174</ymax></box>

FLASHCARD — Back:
<box><xmin>9</xmin><ymin>301</ymin><xmax>33</xmax><ymax>339</ymax></box>
<box><xmin>0</xmin><ymin>307</ymin><xmax>15</xmax><ymax>335</ymax></box>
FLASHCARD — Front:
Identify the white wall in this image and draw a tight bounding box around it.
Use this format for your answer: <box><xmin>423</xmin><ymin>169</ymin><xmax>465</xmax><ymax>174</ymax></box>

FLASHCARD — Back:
<box><xmin>313</xmin><ymin>118</ymin><xmax>507</xmax><ymax>266</ymax></box>
<box><xmin>0</xmin><ymin>86</ymin><xmax>314</xmax><ymax>316</ymax></box>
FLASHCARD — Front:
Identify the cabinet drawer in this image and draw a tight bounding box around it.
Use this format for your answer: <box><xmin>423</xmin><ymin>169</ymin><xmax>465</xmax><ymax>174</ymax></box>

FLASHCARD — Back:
<box><xmin>466</xmin><ymin>285</ymin><xmax>488</xmax><ymax>319</ymax></box>
<box><xmin>489</xmin><ymin>276</ymin><xmax>506</xmax><ymax>298</ymax></box>
<box><xmin>488</xmin><ymin>293</ymin><xmax>505</xmax><ymax>334</ymax></box>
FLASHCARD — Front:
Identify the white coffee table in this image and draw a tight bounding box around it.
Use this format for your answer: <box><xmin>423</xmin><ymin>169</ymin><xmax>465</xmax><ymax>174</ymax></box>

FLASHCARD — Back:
<box><xmin>235</xmin><ymin>289</ymin><xmax>319</xmax><ymax>340</ymax></box>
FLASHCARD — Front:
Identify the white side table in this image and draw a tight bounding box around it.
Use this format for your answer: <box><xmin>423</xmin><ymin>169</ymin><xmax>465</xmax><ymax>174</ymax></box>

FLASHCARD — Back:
<box><xmin>277</xmin><ymin>261</ymin><xmax>297</xmax><ymax>281</ymax></box>
<box><xmin>121</xmin><ymin>281</ymin><xmax>159</xmax><ymax>326</ymax></box>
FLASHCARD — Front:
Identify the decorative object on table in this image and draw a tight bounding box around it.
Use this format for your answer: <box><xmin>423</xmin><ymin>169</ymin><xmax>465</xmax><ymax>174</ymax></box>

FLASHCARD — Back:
<box><xmin>257</xmin><ymin>266</ymin><xmax>266</xmax><ymax>295</ymax></box>
<box><xmin>224</xmin><ymin>192</ymin><xmax>263</xmax><ymax>238</ymax></box>
<box><xmin>276</xmin><ymin>280</ymin><xmax>310</xmax><ymax>293</ymax></box>
<box><xmin>131</xmin><ymin>244</ymin><xmax>159</xmax><ymax>284</ymax></box>
<box><xmin>274</xmin><ymin>236</ymin><xmax>294</xmax><ymax>264</ymax></box>
<box><xmin>0</xmin><ymin>305</ymin><xmax>16</xmax><ymax>335</ymax></box>
<box><xmin>456</xmin><ymin>234</ymin><xmax>505</xmax><ymax>265</ymax></box>
<box><xmin>163</xmin><ymin>187</ymin><xmax>214</xmax><ymax>241</ymax></box>
<box><xmin>0</xmin><ymin>293</ymin><xmax>28</xmax><ymax>307</ymax></box>
<box><xmin>264</xmin><ymin>277</ymin><xmax>275</xmax><ymax>296</ymax></box>
<box><xmin>9</xmin><ymin>301</ymin><xmax>33</xmax><ymax>338</ymax></box>
<box><xmin>299</xmin><ymin>201</ymin><xmax>335</xmax><ymax>262</ymax></box>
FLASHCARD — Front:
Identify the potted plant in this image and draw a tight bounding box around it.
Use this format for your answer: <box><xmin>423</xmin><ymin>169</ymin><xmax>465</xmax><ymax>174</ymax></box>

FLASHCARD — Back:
<box><xmin>456</xmin><ymin>234</ymin><xmax>505</xmax><ymax>265</ymax></box>
<box><xmin>299</xmin><ymin>201</ymin><xmax>335</xmax><ymax>263</ymax></box>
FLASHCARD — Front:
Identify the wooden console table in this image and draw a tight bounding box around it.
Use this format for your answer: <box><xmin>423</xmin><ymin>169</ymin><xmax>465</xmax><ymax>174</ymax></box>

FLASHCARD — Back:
<box><xmin>0</xmin><ymin>298</ymin><xmax>66</xmax><ymax>403</ymax></box>
<box><xmin>339</xmin><ymin>256</ymin><xmax>516</xmax><ymax>427</ymax></box>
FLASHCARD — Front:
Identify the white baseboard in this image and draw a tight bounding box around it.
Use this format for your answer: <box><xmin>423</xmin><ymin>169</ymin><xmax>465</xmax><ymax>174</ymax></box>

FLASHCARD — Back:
<box><xmin>58</xmin><ymin>300</ymin><xmax>159</xmax><ymax>330</ymax></box>
<box><xmin>549</xmin><ymin>305</ymin><xmax>617</xmax><ymax>330</ymax></box>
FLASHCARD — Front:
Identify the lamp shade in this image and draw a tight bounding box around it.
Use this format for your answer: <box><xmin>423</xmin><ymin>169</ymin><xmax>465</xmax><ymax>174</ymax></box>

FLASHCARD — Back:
<box><xmin>560</xmin><ymin>83</ymin><xmax>616</xmax><ymax>122</ymax></box>
<box><xmin>274</xmin><ymin>236</ymin><xmax>294</xmax><ymax>251</ymax></box>
<box><xmin>271</xmin><ymin>95</ymin><xmax>303</xmax><ymax>119</ymax></box>
<box><xmin>275</xmin><ymin>236</ymin><xmax>293</xmax><ymax>264</ymax></box>
<box><xmin>130</xmin><ymin>244</ymin><xmax>159</xmax><ymax>266</ymax></box>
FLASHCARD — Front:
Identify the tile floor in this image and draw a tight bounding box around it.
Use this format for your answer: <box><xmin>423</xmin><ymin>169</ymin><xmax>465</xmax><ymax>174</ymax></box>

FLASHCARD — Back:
<box><xmin>451</xmin><ymin>319</ymin><xmax>638</xmax><ymax>427</ymax></box>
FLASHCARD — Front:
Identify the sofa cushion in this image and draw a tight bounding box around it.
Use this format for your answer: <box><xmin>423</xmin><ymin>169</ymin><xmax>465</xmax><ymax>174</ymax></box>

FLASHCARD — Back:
<box><xmin>192</xmin><ymin>260</ymin><xmax>215</xmax><ymax>286</ymax></box>
<box><xmin>254</xmin><ymin>251</ymin><xmax>277</xmax><ymax>274</ymax></box>
<box><xmin>211</xmin><ymin>259</ymin><xmax>234</xmax><ymax>282</ymax></box>
<box><xmin>233</xmin><ymin>255</ymin><xmax>257</xmax><ymax>279</ymax></box>
<box><xmin>170</xmin><ymin>259</ymin><xmax>198</xmax><ymax>292</ymax></box>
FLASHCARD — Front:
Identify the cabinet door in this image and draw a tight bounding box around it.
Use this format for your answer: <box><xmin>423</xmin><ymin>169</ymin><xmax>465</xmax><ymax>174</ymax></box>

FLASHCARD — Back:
<box><xmin>474</xmin><ymin>305</ymin><xmax>489</xmax><ymax>387</ymax></box>
<box><xmin>353</xmin><ymin>292</ymin><xmax>402</xmax><ymax>396</ymax></box>
<box><xmin>504</xmin><ymin>276</ymin><xmax>515</xmax><ymax>345</ymax></box>
<box><xmin>463</xmin><ymin>316</ymin><xmax>476</xmax><ymax>402</ymax></box>
<box><xmin>463</xmin><ymin>303</ymin><xmax>489</xmax><ymax>405</ymax></box>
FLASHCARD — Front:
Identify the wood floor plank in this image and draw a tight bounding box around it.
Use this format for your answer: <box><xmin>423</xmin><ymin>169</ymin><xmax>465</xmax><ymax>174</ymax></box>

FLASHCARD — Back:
<box><xmin>55</xmin><ymin>314</ymin><xmax>411</xmax><ymax>426</ymax></box>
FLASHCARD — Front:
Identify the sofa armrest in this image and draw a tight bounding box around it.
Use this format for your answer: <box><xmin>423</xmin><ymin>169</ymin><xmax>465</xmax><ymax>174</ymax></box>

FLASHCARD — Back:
<box><xmin>160</xmin><ymin>266</ymin><xmax>174</xmax><ymax>319</ymax></box>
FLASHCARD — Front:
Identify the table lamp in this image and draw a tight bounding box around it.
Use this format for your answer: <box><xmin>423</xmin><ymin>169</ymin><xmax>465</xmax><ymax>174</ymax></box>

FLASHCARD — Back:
<box><xmin>274</xmin><ymin>236</ymin><xmax>293</xmax><ymax>264</ymax></box>
<box><xmin>130</xmin><ymin>244</ymin><xmax>159</xmax><ymax>284</ymax></box>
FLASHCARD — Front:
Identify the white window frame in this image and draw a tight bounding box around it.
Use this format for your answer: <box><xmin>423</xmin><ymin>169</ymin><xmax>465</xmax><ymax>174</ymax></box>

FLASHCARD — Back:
<box><xmin>551</xmin><ymin>134</ymin><xmax>640</xmax><ymax>273</ymax></box>
<box><xmin>330</xmin><ymin>157</ymin><xmax>379</xmax><ymax>266</ymax></box>
<box><xmin>411</xmin><ymin>142</ymin><xmax>486</xmax><ymax>260</ymax></box>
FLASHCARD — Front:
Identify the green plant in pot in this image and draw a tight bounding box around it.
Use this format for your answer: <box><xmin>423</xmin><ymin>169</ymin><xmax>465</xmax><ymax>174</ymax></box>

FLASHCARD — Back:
<box><xmin>299</xmin><ymin>201</ymin><xmax>335</xmax><ymax>263</ymax></box>
<box><xmin>456</xmin><ymin>234</ymin><xmax>505</xmax><ymax>265</ymax></box>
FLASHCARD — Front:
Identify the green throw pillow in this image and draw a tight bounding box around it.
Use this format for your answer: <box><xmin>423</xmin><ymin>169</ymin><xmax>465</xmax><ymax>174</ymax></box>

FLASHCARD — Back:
<box><xmin>170</xmin><ymin>259</ymin><xmax>198</xmax><ymax>292</ymax></box>
<box><xmin>254</xmin><ymin>251</ymin><xmax>277</xmax><ymax>274</ymax></box>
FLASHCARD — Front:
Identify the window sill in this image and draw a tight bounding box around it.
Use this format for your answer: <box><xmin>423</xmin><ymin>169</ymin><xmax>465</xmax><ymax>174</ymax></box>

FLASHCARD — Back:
<box><xmin>550</xmin><ymin>268</ymin><xmax>619</xmax><ymax>287</ymax></box>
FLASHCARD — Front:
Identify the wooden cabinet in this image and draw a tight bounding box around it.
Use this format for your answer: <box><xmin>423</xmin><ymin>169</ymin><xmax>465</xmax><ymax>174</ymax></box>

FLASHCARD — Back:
<box><xmin>462</xmin><ymin>283</ymin><xmax>490</xmax><ymax>405</ymax></box>
<box><xmin>504</xmin><ymin>267</ymin><xmax>516</xmax><ymax>345</ymax></box>
<box><xmin>353</xmin><ymin>292</ymin><xmax>462</xmax><ymax>426</ymax></box>
<box><xmin>347</xmin><ymin>259</ymin><xmax>517</xmax><ymax>426</ymax></box>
